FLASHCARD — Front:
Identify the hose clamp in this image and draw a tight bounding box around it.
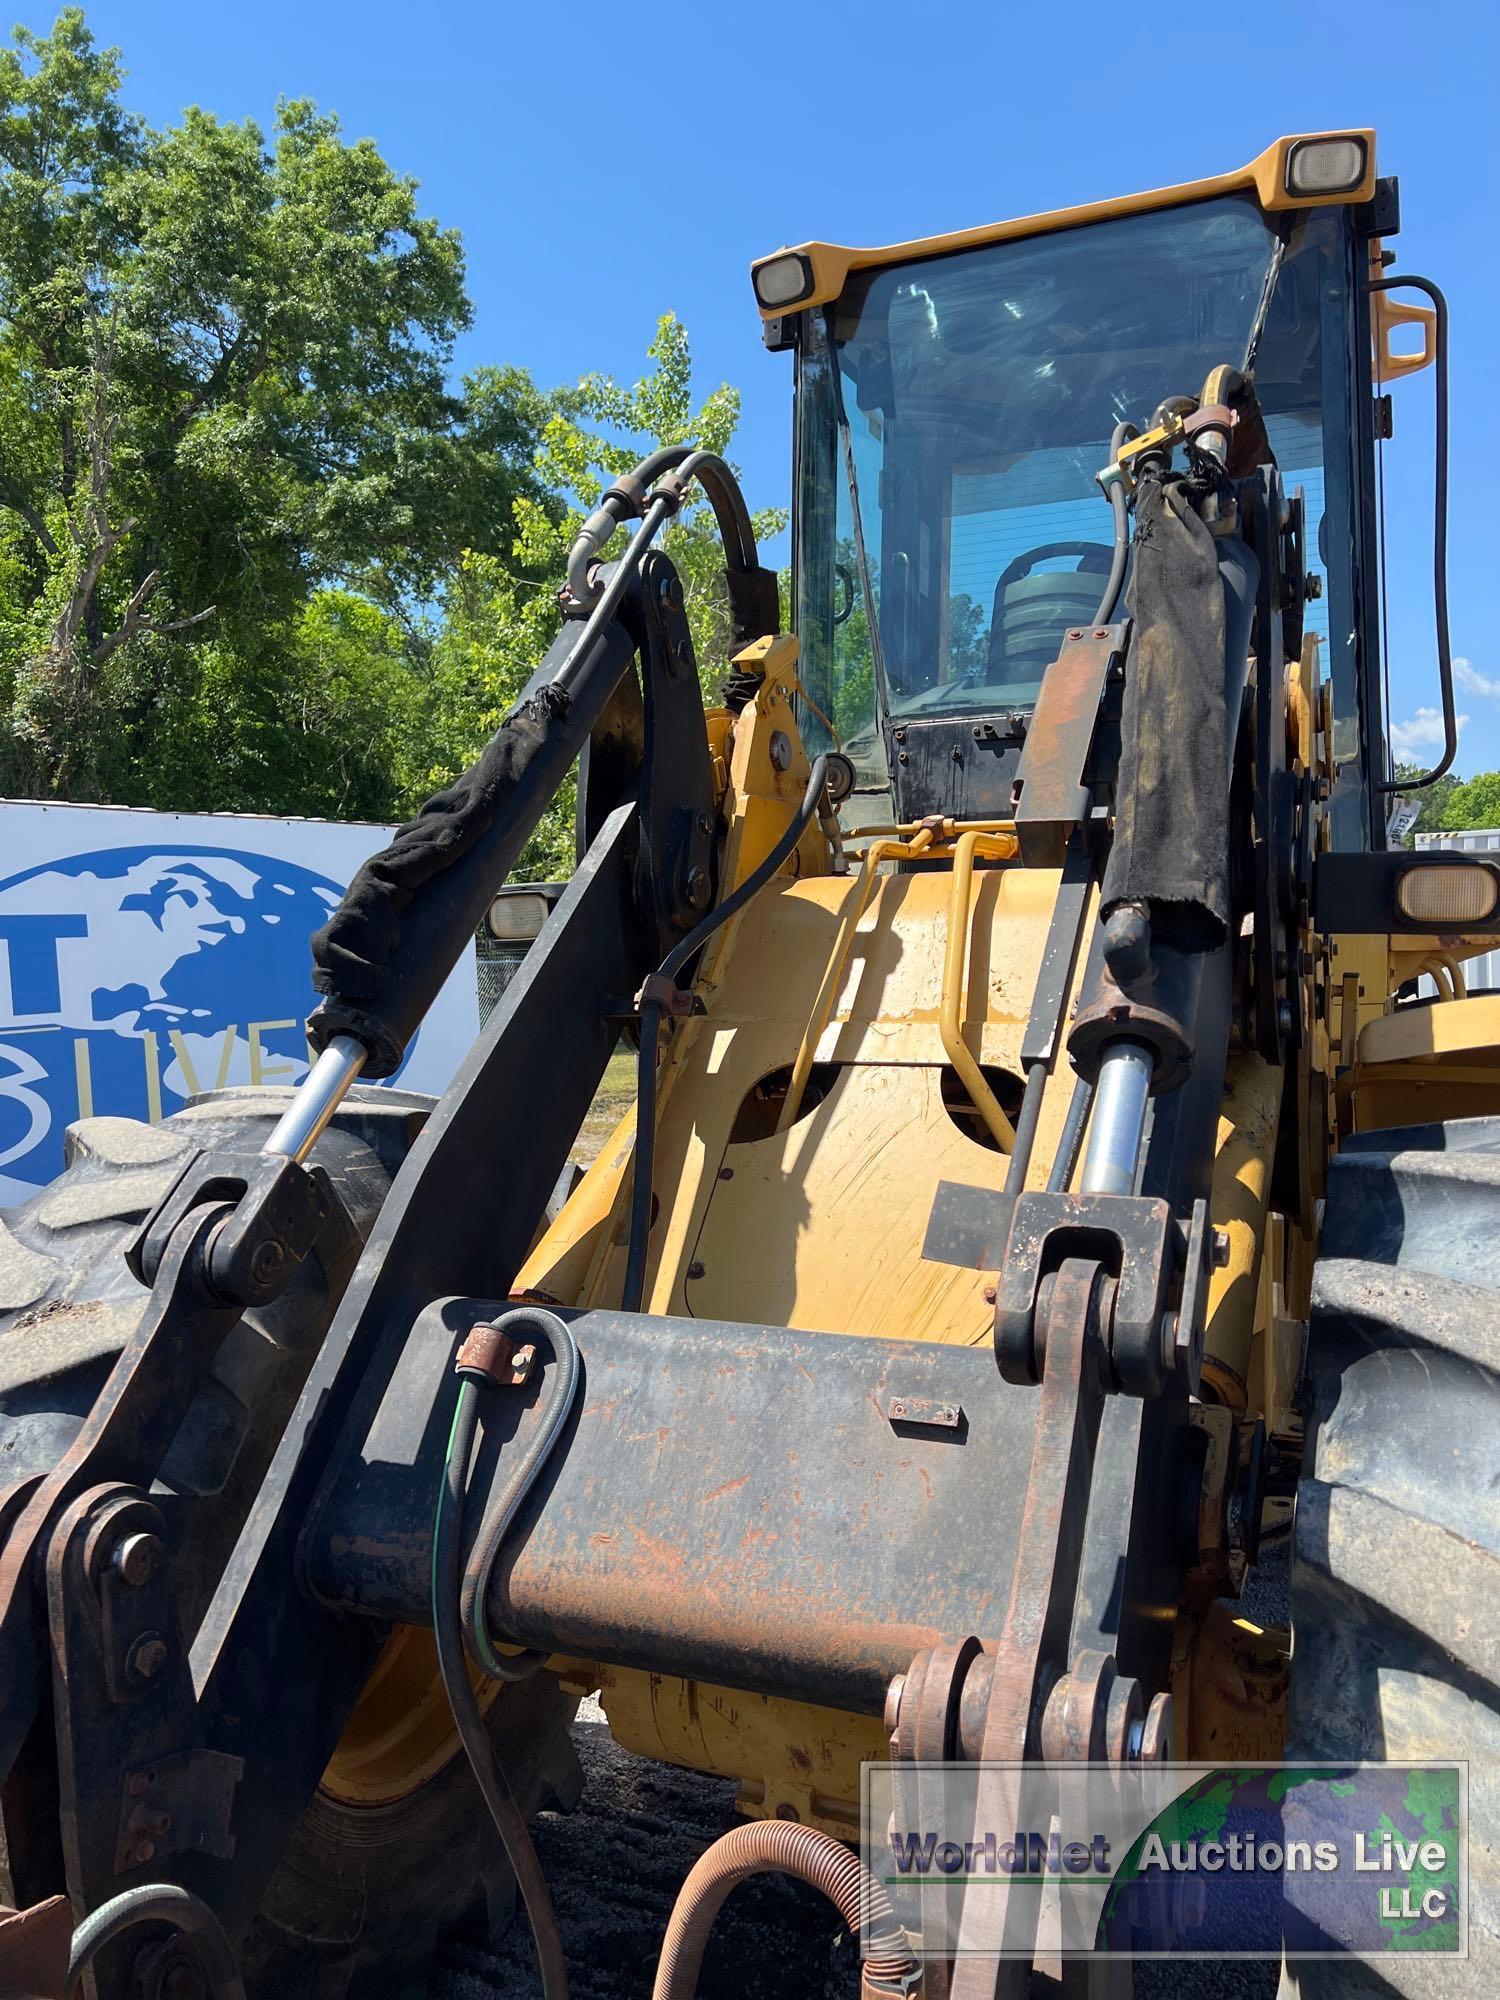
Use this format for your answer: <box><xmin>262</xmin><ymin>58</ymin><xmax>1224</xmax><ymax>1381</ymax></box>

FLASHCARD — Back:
<box><xmin>455</xmin><ymin>1323</ymin><xmax>538</xmax><ymax>1389</ymax></box>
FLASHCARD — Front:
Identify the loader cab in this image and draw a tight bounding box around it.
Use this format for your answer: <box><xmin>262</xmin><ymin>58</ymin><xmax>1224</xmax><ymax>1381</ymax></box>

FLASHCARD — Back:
<box><xmin>766</xmin><ymin>134</ymin><xmax>1393</xmax><ymax>848</ymax></box>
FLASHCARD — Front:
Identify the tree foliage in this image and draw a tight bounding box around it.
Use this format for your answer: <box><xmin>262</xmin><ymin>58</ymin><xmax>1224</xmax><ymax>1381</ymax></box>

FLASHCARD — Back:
<box><xmin>1392</xmin><ymin>763</ymin><xmax>1500</xmax><ymax>846</ymax></box>
<box><xmin>1435</xmin><ymin>770</ymin><xmax>1500</xmax><ymax>835</ymax></box>
<box><xmin>0</xmin><ymin>11</ymin><xmax>549</xmax><ymax>805</ymax></box>
<box><xmin>0</xmin><ymin>14</ymin><xmax>780</xmax><ymax>869</ymax></box>
<box><xmin>425</xmin><ymin>313</ymin><xmax>783</xmax><ymax>878</ymax></box>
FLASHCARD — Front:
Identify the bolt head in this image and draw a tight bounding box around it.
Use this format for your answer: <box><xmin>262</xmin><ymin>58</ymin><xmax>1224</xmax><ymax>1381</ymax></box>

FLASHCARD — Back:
<box><xmin>112</xmin><ymin>1531</ymin><xmax>164</xmax><ymax>1588</ymax></box>
<box><xmin>768</xmin><ymin>729</ymin><xmax>792</xmax><ymax>772</ymax></box>
<box><xmin>126</xmin><ymin>1635</ymin><xmax>169</xmax><ymax>1683</ymax></box>
<box><xmin>249</xmin><ymin>1239</ymin><xmax>285</xmax><ymax>1285</ymax></box>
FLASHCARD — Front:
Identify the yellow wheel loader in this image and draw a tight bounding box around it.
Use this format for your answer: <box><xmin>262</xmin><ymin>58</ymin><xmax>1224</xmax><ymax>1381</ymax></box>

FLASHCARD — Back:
<box><xmin>0</xmin><ymin>127</ymin><xmax>1491</xmax><ymax>1998</ymax></box>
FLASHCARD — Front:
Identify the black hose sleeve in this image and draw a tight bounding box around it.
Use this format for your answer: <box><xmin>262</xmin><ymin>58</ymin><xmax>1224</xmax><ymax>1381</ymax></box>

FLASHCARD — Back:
<box><xmin>435</xmin><ymin>1379</ymin><xmax>570</xmax><ymax>1999</ymax></box>
<box><xmin>1101</xmin><ymin>471</ymin><xmax>1236</xmax><ymax>949</ymax></box>
<box><xmin>622</xmin><ymin>755</ymin><xmax>830</xmax><ymax>1311</ymax></box>
<box><xmin>308</xmin><ymin>613</ymin><xmax>637</xmax><ymax>1076</ymax></box>
<box><xmin>69</xmin><ymin>1884</ymin><xmax>244</xmax><ymax>1999</ymax></box>
<box><xmin>457</xmin><ymin>1307</ymin><xmax>581</xmax><ymax>1681</ymax></box>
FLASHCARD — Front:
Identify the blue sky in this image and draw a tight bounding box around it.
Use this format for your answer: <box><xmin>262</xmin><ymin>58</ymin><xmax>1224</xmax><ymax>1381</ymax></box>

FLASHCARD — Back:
<box><xmin>70</xmin><ymin>0</ymin><xmax>1500</xmax><ymax>777</ymax></box>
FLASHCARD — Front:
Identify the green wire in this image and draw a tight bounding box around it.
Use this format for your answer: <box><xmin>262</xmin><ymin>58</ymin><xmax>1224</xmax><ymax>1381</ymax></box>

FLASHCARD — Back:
<box><xmin>431</xmin><ymin>1383</ymin><xmax>471</xmax><ymax>1632</ymax></box>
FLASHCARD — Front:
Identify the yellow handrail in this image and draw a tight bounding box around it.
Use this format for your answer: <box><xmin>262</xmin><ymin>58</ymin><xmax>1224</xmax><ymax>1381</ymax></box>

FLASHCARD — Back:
<box><xmin>776</xmin><ymin>822</ymin><xmax>1020</xmax><ymax>1141</ymax></box>
<box><xmin>940</xmin><ymin>830</ymin><xmax>1020</xmax><ymax>1151</ymax></box>
<box><xmin>776</xmin><ymin>827</ymin><xmax>937</xmax><ymax>1133</ymax></box>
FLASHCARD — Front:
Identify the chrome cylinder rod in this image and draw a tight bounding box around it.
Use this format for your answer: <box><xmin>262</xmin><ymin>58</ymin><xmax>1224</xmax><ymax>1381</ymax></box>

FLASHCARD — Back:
<box><xmin>1078</xmin><ymin>1040</ymin><xmax>1154</xmax><ymax>1196</ymax></box>
<box><xmin>262</xmin><ymin>1034</ymin><xmax>366</xmax><ymax>1164</ymax></box>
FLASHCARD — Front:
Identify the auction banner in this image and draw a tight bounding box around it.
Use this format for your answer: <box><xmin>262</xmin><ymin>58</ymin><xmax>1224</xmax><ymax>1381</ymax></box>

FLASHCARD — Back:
<box><xmin>863</xmin><ymin>1761</ymin><xmax>1465</xmax><ymax>1963</ymax></box>
<box><xmin>0</xmin><ymin>799</ymin><xmax>479</xmax><ymax>1208</ymax></box>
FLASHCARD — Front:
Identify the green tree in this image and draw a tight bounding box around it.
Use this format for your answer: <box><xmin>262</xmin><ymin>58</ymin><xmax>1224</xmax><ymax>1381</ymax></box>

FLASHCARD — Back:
<box><xmin>0</xmin><ymin>11</ymin><xmax>549</xmax><ymax>805</ymax></box>
<box><xmin>425</xmin><ymin>313</ymin><xmax>785</xmax><ymax>878</ymax></box>
<box><xmin>1437</xmin><ymin>770</ymin><xmax>1500</xmax><ymax>835</ymax></box>
<box><xmin>948</xmin><ymin>592</ymin><xmax>988</xmax><ymax>678</ymax></box>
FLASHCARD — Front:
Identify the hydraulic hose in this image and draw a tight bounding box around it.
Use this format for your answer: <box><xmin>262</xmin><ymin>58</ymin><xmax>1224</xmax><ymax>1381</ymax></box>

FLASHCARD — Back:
<box><xmin>565</xmin><ymin>446</ymin><xmax>763</xmax><ymax>643</ymax></box>
<box><xmin>68</xmin><ymin>1884</ymin><xmax>244</xmax><ymax>1999</ymax></box>
<box><xmin>651</xmin><ymin>1820</ymin><xmax>918</xmax><ymax>2000</ymax></box>
<box><xmin>1001</xmin><ymin>1061</ymin><xmax>1048</xmax><ymax>1201</ymax></box>
<box><xmin>434</xmin><ymin>1340</ymin><xmax>572</xmax><ymax>2000</ymax></box>
<box><xmin>621</xmin><ymin>754</ymin><xmax>830</xmax><ymax>1313</ymax></box>
<box><xmin>456</xmin><ymin>1306</ymin><xmax>581</xmax><ymax>1681</ymax></box>
<box><xmin>1047</xmin><ymin>1075</ymin><xmax>1095</xmax><ymax>1193</ymax></box>
<box><xmin>1093</xmin><ymin>420</ymin><xmax>1138</xmax><ymax>626</ymax></box>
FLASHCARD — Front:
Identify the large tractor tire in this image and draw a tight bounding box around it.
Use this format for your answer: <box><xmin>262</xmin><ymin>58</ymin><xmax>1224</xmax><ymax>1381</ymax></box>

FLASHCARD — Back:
<box><xmin>0</xmin><ymin>1088</ymin><xmax>582</xmax><ymax>1998</ymax></box>
<box><xmin>1287</xmin><ymin>1116</ymin><xmax>1500</xmax><ymax>1992</ymax></box>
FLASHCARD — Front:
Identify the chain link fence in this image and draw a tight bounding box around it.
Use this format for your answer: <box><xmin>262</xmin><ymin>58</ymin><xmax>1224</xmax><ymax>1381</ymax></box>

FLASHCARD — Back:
<box><xmin>476</xmin><ymin>939</ymin><xmax>530</xmax><ymax>1026</ymax></box>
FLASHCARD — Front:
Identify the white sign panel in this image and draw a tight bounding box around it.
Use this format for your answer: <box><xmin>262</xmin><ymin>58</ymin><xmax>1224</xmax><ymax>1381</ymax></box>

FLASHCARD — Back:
<box><xmin>0</xmin><ymin>800</ymin><xmax>479</xmax><ymax>1208</ymax></box>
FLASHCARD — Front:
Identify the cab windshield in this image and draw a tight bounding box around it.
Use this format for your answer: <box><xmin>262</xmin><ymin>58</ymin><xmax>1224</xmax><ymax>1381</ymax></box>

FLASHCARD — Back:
<box><xmin>793</xmin><ymin>193</ymin><xmax>1353</xmax><ymax>789</ymax></box>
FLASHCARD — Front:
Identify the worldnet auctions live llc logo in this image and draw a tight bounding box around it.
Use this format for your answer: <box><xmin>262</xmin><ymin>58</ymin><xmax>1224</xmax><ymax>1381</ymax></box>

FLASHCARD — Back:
<box><xmin>0</xmin><ymin>844</ymin><xmax>413</xmax><ymax>1207</ymax></box>
<box><xmin>863</xmin><ymin>1762</ymin><xmax>1465</xmax><ymax>1961</ymax></box>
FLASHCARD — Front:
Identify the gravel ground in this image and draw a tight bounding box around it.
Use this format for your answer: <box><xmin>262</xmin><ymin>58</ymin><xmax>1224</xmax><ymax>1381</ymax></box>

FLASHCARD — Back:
<box><xmin>434</xmin><ymin>1702</ymin><xmax>864</xmax><ymax>2000</ymax></box>
<box><xmin>431</xmin><ymin>1541</ymin><xmax>1291</xmax><ymax>2000</ymax></box>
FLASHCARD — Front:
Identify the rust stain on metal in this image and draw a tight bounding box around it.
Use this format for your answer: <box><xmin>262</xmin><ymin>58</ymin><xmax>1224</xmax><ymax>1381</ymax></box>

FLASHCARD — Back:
<box><xmin>704</xmin><ymin>1475</ymin><xmax>751</xmax><ymax>1505</ymax></box>
<box><xmin>0</xmin><ymin>1895</ymin><xmax>71</xmax><ymax>1998</ymax></box>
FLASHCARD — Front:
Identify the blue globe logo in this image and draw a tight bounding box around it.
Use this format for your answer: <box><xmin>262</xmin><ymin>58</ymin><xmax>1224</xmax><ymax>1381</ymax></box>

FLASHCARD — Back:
<box><xmin>0</xmin><ymin>845</ymin><xmax>411</xmax><ymax>1204</ymax></box>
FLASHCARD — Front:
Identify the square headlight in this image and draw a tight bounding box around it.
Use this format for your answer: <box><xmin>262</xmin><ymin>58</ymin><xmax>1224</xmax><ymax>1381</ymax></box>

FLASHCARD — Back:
<box><xmin>1286</xmin><ymin>136</ymin><xmax>1368</xmax><ymax>198</ymax></box>
<box><xmin>752</xmin><ymin>252</ymin><xmax>815</xmax><ymax>311</ymax></box>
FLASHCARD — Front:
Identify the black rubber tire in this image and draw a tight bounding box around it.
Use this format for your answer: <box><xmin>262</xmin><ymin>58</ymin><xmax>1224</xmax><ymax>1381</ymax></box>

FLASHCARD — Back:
<box><xmin>1287</xmin><ymin>1115</ymin><xmax>1500</xmax><ymax>1993</ymax></box>
<box><xmin>244</xmin><ymin>1674</ymin><xmax>583</xmax><ymax>1999</ymax></box>
<box><xmin>0</xmin><ymin>1088</ymin><xmax>583</xmax><ymax>1998</ymax></box>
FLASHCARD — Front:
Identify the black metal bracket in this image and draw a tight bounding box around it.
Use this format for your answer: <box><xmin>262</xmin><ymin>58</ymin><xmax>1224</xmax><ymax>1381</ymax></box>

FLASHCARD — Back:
<box><xmin>127</xmin><ymin>1147</ymin><xmax>338</xmax><ymax>1305</ymax></box>
<box><xmin>994</xmin><ymin>1190</ymin><xmax>1207</xmax><ymax>1398</ymax></box>
<box><xmin>45</xmin><ymin>1483</ymin><xmax>241</xmax><ymax>1911</ymax></box>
